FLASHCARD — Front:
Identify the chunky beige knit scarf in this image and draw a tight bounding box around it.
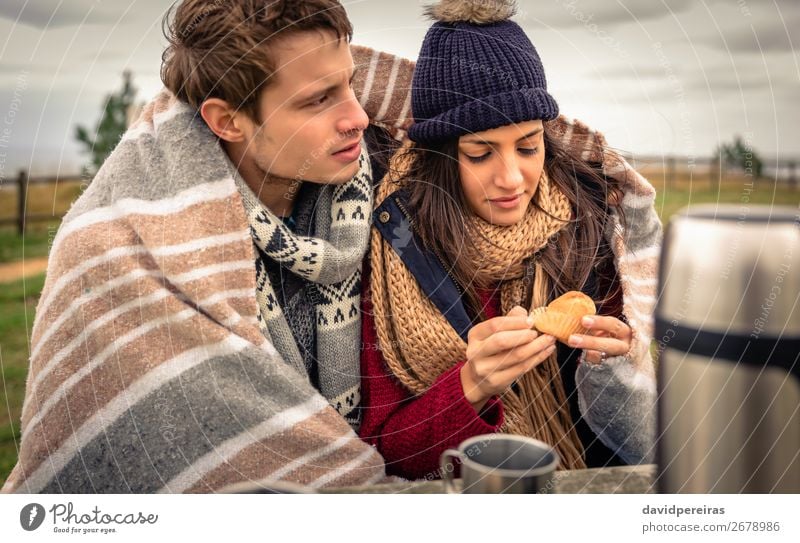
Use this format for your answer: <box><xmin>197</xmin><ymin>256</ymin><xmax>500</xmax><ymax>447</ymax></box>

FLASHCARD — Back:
<box><xmin>370</xmin><ymin>154</ymin><xmax>588</xmax><ymax>470</ymax></box>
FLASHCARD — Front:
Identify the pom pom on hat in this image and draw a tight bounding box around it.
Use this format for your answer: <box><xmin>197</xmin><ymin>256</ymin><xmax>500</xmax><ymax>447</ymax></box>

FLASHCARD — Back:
<box><xmin>424</xmin><ymin>0</ymin><xmax>517</xmax><ymax>25</ymax></box>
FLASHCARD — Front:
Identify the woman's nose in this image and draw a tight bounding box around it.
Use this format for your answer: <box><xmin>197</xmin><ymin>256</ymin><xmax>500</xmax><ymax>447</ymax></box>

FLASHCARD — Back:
<box><xmin>493</xmin><ymin>154</ymin><xmax>525</xmax><ymax>189</ymax></box>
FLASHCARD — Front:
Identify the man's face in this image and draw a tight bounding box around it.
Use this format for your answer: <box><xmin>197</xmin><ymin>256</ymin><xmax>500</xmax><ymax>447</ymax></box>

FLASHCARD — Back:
<box><xmin>238</xmin><ymin>30</ymin><xmax>368</xmax><ymax>185</ymax></box>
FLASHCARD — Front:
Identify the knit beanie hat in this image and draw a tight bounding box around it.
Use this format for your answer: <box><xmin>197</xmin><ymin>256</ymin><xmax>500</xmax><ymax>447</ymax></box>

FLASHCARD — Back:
<box><xmin>409</xmin><ymin>0</ymin><xmax>559</xmax><ymax>145</ymax></box>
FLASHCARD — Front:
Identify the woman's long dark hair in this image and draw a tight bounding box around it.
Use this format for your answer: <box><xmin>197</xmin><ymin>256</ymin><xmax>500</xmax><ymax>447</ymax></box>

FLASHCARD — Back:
<box><xmin>391</xmin><ymin>122</ymin><xmax>628</xmax><ymax>319</ymax></box>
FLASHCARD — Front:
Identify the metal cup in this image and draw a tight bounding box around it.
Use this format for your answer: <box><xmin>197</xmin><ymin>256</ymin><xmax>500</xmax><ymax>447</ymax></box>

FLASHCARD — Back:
<box><xmin>216</xmin><ymin>479</ymin><xmax>315</xmax><ymax>494</ymax></box>
<box><xmin>440</xmin><ymin>434</ymin><xmax>559</xmax><ymax>493</ymax></box>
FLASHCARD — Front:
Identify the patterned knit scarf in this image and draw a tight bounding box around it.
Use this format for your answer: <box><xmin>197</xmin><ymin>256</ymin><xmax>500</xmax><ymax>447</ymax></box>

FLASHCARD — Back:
<box><xmin>235</xmin><ymin>146</ymin><xmax>373</xmax><ymax>429</ymax></box>
<box><xmin>370</xmin><ymin>158</ymin><xmax>588</xmax><ymax>469</ymax></box>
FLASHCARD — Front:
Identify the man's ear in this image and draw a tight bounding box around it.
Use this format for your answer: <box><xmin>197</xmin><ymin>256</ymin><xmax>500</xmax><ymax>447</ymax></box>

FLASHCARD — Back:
<box><xmin>199</xmin><ymin>98</ymin><xmax>248</xmax><ymax>143</ymax></box>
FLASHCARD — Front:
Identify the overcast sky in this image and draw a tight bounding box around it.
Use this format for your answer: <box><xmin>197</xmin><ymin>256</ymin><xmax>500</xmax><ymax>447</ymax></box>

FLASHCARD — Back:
<box><xmin>0</xmin><ymin>0</ymin><xmax>798</xmax><ymax>176</ymax></box>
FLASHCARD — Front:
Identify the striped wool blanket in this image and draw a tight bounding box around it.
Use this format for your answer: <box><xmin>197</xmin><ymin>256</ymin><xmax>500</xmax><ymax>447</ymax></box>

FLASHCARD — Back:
<box><xmin>546</xmin><ymin>118</ymin><xmax>662</xmax><ymax>464</ymax></box>
<box><xmin>2</xmin><ymin>96</ymin><xmax>386</xmax><ymax>493</ymax></box>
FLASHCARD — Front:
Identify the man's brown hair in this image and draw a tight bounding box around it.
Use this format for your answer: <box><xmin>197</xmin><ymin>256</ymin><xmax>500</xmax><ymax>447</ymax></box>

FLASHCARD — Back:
<box><xmin>161</xmin><ymin>0</ymin><xmax>353</xmax><ymax>120</ymax></box>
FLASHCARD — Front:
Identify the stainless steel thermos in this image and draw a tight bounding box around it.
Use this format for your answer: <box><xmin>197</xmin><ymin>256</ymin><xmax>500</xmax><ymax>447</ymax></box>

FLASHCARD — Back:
<box><xmin>656</xmin><ymin>204</ymin><xmax>799</xmax><ymax>493</ymax></box>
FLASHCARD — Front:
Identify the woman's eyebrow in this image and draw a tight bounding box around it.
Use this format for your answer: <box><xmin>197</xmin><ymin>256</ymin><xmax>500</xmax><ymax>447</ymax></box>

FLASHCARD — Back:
<box><xmin>460</xmin><ymin>127</ymin><xmax>543</xmax><ymax>146</ymax></box>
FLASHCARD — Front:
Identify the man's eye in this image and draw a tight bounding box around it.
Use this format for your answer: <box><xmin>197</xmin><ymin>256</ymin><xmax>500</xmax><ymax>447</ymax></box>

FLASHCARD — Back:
<box><xmin>308</xmin><ymin>95</ymin><xmax>328</xmax><ymax>107</ymax></box>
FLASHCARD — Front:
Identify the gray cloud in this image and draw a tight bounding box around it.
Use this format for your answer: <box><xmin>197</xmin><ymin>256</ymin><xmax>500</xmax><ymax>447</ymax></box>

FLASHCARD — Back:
<box><xmin>685</xmin><ymin>63</ymin><xmax>797</xmax><ymax>92</ymax></box>
<box><xmin>591</xmin><ymin>60</ymin><xmax>795</xmax><ymax>89</ymax></box>
<box><xmin>701</xmin><ymin>27</ymin><xmax>797</xmax><ymax>54</ymax></box>
<box><xmin>0</xmin><ymin>0</ymin><xmax>171</xmax><ymax>29</ymax></box>
<box><xmin>0</xmin><ymin>60</ymin><xmax>37</xmax><ymax>74</ymax></box>
<box><xmin>596</xmin><ymin>64</ymin><xmax>797</xmax><ymax>105</ymax></box>
<box><xmin>588</xmin><ymin>65</ymin><xmax>670</xmax><ymax>79</ymax></box>
<box><xmin>692</xmin><ymin>0</ymin><xmax>800</xmax><ymax>54</ymax></box>
<box><xmin>0</xmin><ymin>0</ymin><xmax>123</xmax><ymax>28</ymax></box>
<box><xmin>81</xmin><ymin>47</ymin><xmax>150</xmax><ymax>63</ymax></box>
<box><xmin>518</xmin><ymin>0</ymin><xmax>694</xmax><ymax>28</ymax></box>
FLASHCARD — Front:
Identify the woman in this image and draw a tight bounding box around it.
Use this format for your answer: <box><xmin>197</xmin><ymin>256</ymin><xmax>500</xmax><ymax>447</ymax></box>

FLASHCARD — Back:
<box><xmin>359</xmin><ymin>0</ymin><xmax>660</xmax><ymax>479</ymax></box>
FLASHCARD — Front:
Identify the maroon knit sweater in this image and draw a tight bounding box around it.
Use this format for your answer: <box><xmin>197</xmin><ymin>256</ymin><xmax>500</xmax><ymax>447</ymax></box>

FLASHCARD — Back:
<box><xmin>358</xmin><ymin>269</ymin><xmax>505</xmax><ymax>480</ymax></box>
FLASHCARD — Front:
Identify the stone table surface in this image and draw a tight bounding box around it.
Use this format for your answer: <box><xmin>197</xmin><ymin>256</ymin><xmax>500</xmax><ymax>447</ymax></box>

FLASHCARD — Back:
<box><xmin>322</xmin><ymin>464</ymin><xmax>657</xmax><ymax>494</ymax></box>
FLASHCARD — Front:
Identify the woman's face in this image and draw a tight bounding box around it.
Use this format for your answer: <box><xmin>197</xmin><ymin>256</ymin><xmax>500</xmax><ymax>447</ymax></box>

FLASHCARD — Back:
<box><xmin>457</xmin><ymin>120</ymin><xmax>545</xmax><ymax>226</ymax></box>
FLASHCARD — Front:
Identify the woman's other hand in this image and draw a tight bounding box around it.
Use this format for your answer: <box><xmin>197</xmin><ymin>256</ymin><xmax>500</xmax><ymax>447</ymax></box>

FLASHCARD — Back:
<box><xmin>567</xmin><ymin>315</ymin><xmax>632</xmax><ymax>364</ymax></box>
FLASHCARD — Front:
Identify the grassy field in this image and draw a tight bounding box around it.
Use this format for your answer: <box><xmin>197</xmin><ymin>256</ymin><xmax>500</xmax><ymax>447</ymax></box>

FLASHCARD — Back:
<box><xmin>0</xmin><ymin>172</ymin><xmax>797</xmax><ymax>487</ymax></box>
<box><xmin>646</xmin><ymin>169</ymin><xmax>799</xmax><ymax>221</ymax></box>
<box><xmin>0</xmin><ymin>273</ymin><xmax>46</xmax><ymax>485</ymax></box>
<box><xmin>0</xmin><ymin>223</ymin><xmax>58</xmax><ymax>263</ymax></box>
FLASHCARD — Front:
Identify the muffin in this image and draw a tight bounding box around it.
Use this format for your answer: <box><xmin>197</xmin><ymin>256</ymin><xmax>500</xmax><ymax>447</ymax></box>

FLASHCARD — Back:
<box><xmin>529</xmin><ymin>291</ymin><xmax>597</xmax><ymax>344</ymax></box>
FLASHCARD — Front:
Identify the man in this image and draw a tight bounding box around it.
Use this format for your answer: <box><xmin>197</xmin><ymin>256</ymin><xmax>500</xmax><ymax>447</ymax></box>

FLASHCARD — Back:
<box><xmin>2</xmin><ymin>0</ymin><xmax>413</xmax><ymax>493</ymax></box>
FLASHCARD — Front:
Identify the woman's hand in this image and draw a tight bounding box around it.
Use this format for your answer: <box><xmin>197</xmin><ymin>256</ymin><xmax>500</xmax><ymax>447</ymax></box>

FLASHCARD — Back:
<box><xmin>567</xmin><ymin>315</ymin><xmax>632</xmax><ymax>365</ymax></box>
<box><xmin>460</xmin><ymin>306</ymin><xmax>557</xmax><ymax>412</ymax></box>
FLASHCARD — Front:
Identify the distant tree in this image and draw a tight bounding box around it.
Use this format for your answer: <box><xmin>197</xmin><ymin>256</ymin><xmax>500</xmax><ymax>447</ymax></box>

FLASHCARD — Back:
<box><xmin>75</xmin><ymin>70</ymin><xmax>137</xmax><ymax>176</ymax></box>
<box><xmin>715</xmin><ymin>135</ymin><xmax>763</xmax><ymax>178</ymax></box>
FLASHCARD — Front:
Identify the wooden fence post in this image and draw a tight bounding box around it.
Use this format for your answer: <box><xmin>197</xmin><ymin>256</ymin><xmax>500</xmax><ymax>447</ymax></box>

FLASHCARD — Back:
<box><xmin>712</xmin><ymin>157</ymin><xmax>724</xmax><ymax>192</ymax></box>
<box><xmin>16</xmin><ymin>169</ymin><xmax>27</xmax><ymax>235</ymax></box>
<box><xmin>667</xmin><ymin>156</ymin><xmax>676</xmax><ymax>189</ymax></box>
